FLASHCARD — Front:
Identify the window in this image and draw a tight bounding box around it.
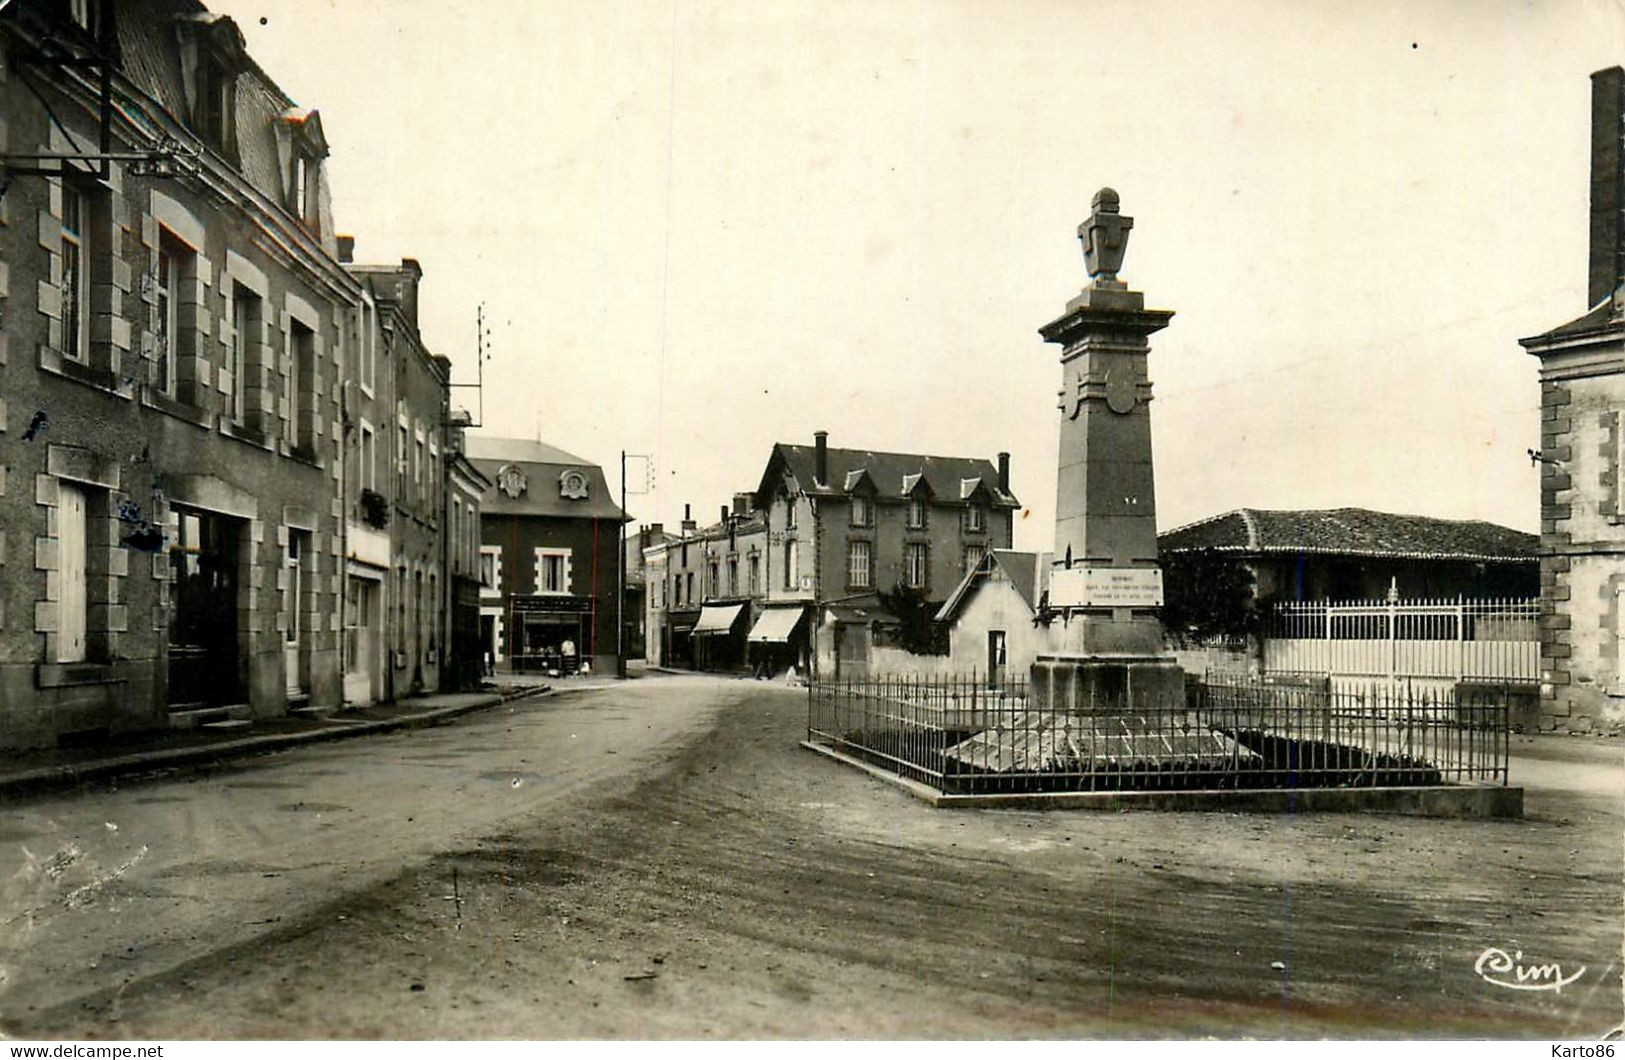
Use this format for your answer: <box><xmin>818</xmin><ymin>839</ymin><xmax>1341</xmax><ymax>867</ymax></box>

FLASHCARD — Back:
<box><xmin>231</xmin><ymin>285</ymin><xmax>260</xmax><ymax>424</ymax></box>
<box><xmin>907</xmin><ymin>498</ymin><xmax>927</xmax><ymax>530</ymax></box>
<box><xmin>293</xmin><ymin>155</ymin><xmax>309</xmax><ymax>224</ymax></box>
<box><xmin>415</xmin><ymin>437</ymin><xmax>426</xmax><ymax>507</ymax></box>
<box><xmin>358</xmin><ymin>302</ymin><xmax>376</xmax><ymax>394</ymax></box>
<box><xmin>850</xmin><ymin>495</ymin><xmax>871</xmax><ymax>528</ymax></box>
<box><xmin>707</xmin><ymin>560</ymin><xmax>719</xmax><ymax>599</ymax></box>
<box><xmin>398</xmin><ymin>424</ymin><xmax>409</xmax><ymax>496</ymax></box>
<box><xmin>198</xmin><ymin>57</ymin><xmax>236</xmax><ymax>155</ymax></box>
<box><xmin>672</xmin><ymin>575</ymin><xmax>681</xmax><ymax>607</ymax></box>
<box><xmin>60</xmin><ymin>181</ymin><xmax>89</xmax><ymax>363</ymax></box>
<box><xmin>784</xmin><ymin>541</ymin><xmax>798</xmax><ymax>590</ymax></box>
<box><xmin>963</xmin><ymin>544</ymin><xmax>987</xmax><ymax>575</ymax></box>
<box><xmin>287</xmin><ymin>320</ymin><xmax>315</xmax><ymax>451</ymax></box>
<box><xmin>847</xmin><ymin>540</ymin><xmax>872</xmax><ymax>589</ymax></box>
<box><xmin>56</xmin><ymin>481</ymin><xmax>88</xmax><ymax>663</ymax></box>
<box><xmin>154</xmin><ymin>233</ymin><xmax>190</xmax><ymax>396</ymax></box>
<box><xmin>784</xmin><ymin>495</ymin><xmax>797</xmax><ymax>530</ymax></box>
<box><xmin>748</xmin><ymin>554</ymin><xmax>760</xmax><ymax>595</ymax></box>
<box><xmin>686</xmin><ymin>572</ymin><xmax>694</xmax><ymax>603</ymax></box>
<box><xmin>964</xmin><ymin>505</ymin><xmax>986</xmax><ymax>533</ymax></box>
<box><xmin>358</xmin><ymin>424</ymin><xmax>376</xmax><ymax>491</ymax></box>
<box><xmin>905</xmin><ymin>542</ymin><xmax>928</xmax><ymax>589</ymax></box>
<box><xmin>728</xmin><ymin>557</ymin><xmax>738</xmax><ymax>597</ymax></box>
<box><xmin>536</xmin><ymin>548</ymin><xmax>571</xmax><ymax>594</ymax></box>
<box><xmin>479</xmin><ymin>546</ymin><xmax>501</xmax><ymax>597</ymax></box>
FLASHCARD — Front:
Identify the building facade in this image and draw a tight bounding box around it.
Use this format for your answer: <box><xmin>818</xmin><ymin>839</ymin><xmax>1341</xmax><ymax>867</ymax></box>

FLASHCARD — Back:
<box><xmin>469</xmin><ymin>438</ymin><xmax>627</xmax><ymax>677</ymax></box>
<box><xmin>0</xmin><ymin>1</ymin><xmax>479</xmax><ymax>749</ymax></box>
<box><xmin>1519</xmin><ymin>66</ymin><xmax>1625</xmax><ymax>734</ymax></box>
<box><xmin>0</xmin><ymin>1</ymin><xmax>365</xmax><ymax>745</ymax></box>
<box><xmin>753</xmin><ymin>431</ymin><xmax>1020</xmax><ymax>678</ymax></box>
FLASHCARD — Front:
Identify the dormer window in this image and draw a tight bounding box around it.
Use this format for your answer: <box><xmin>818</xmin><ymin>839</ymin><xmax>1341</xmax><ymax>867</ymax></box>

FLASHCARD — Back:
<box><xmin>907</xmin><ymin>498</ymin><xmax>927</xmax><ymax>530</ymax></box>
<box><xmin>278</xmin><ymin>109</ymin><xmax>329</xmax><ymax>236</ymax></box>
<box><xmin>850</xmin><ymin>495</ymin><xmax>871</xmax><ymax>528</ymax></box>
<box><xmin>198</xmin><ymin>56</ymin><xmax>236</xmax><ymax>153</ymax></box>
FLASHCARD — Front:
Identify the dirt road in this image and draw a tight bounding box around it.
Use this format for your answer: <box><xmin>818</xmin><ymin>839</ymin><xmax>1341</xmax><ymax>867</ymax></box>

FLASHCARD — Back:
<box><xmin>5</xmin><ymin>675</ymin><xmax>1620</xmax><ymax>1039</ymax></box>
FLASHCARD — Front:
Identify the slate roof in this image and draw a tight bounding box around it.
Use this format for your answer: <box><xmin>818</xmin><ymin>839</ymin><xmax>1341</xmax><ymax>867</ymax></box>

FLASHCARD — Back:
<box><xmin>936</xmin><ymin>549</ymin><xmax>1054</xmax><ymax>622</ymax></box>
<box><xmin>100</xmin><ymin>0</ymin><xmax>340</xmax><ymax>256</ymax></box>
<box><xmin>1158</xmin><ymin>508</ymin><xmax>1537</xmax><ymax>563</ymax></box>
<box><xmin>1521</xmin><ymin>301</ymin><xmax>1625</xmax><ymax>347</ymax></box>
<box><xmin>466</xmin><ymin>436</ymin><xmax>627</xmax><ymax>521</ymax></box>
<box><xmin>756</xmin><ymin>444</ymin><xmax>1018</xmax><ymax>508</ymax></box>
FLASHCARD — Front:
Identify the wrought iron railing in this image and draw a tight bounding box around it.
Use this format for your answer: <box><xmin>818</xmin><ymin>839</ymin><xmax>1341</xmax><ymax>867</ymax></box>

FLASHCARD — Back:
<box><xmin>806</xmin><ymin>673</ymin><xmax>1510</xmax><ymax>795</ymax></box>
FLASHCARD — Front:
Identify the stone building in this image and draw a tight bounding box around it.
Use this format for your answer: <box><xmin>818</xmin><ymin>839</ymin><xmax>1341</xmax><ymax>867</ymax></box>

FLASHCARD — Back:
<box><xmin>0</xmin><ymin>1</ymin><xmax>478</xmax><ymax>749</ymax></box>
<box><xmin>1519</xmin><ymin>66</ymin><xmax>1625</xmax><ymax>733</ymax></box>
<box><xmin>0</xmin><ymin>1</ymin><xmax>366</xmax><ymax>746</ymax></box>
<box><xmin>643</xmin><ymin>500</ymin><xmax>769</xmax><ymax>672</ymax></box>
<box><xmin>753</xmin><ymin>431</ymin><xmax>1020</xmax><ymax>679</ymax></box>
<box><xmin>622</xmin><ymin>522</ymin><xmax>674</xmax><ymax>662</ymax></box>
<box><xmin>469</xmin><ymin>437</ymin><xmax>628</xmax><ymax>676</ymax></box>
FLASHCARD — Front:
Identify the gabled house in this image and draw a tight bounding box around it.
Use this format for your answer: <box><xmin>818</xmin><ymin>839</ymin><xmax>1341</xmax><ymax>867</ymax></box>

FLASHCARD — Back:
<box><xmin>934</xmin><ymin>550</ymin><xmax>1054</xmax><ymax>684</ymax></box>
<box><xmin>751</xmin><ymin>430</ymin><xmax>1020</xmax><ymax>678</ymax></box>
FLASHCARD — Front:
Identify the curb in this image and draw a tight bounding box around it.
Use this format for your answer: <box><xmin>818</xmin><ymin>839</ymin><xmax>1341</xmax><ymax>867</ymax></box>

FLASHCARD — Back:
<box><xmin>0</xmin><ymin>684</ymin><xmax>554</xmax><ymax>799</ymax></box>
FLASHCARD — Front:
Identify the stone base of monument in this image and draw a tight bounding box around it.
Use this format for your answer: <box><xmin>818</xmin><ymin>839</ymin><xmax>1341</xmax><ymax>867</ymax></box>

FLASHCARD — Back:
<box><xmin>940</xmin><ymin>654</ymin><xmax>1248</xmax><ymax>775</ymax></box>
<box><xmin>1031</xmin><ymin>653</ymin><xmax>1186</xmax><ymax>714</ymax></box>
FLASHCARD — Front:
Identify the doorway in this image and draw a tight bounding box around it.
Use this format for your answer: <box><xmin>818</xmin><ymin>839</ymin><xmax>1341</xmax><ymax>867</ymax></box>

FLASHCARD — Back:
<box><xmin>285</xmin><ymin>530</ymin><xmax>309</xmax><ymax>698</ymax></box>
<box><xmin>168</xmin><ymin>508</ymin><xmax>241</xmax><ymax>706</ymax></box>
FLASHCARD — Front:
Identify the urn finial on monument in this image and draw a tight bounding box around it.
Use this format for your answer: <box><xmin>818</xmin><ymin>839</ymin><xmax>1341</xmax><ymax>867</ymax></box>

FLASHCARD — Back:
<box><xmin>1081</xmin><ymin>186</ymin><xmax>1132</xmax><ymax>288</ymax></box>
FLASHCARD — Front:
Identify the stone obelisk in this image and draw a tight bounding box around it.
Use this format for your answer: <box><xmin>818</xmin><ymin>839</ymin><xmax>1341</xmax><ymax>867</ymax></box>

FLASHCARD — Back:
<box><xmin>1031</xmin><ymin>188</ymin><xmax>1185</xmax><ymax>713</ymax></box>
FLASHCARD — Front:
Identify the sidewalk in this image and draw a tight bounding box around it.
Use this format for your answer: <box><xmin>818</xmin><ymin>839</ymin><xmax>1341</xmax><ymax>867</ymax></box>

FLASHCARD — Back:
<box><xmin>0</xmin><ymin>682</ymin><xmax>553</xmax><ymax>799</ymax></box>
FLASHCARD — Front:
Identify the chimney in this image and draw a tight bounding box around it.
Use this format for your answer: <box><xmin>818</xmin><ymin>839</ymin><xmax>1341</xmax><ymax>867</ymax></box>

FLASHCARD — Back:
<box><xmin>814</xmin><ymin>430</ymin><xmax>828</xmax><ymax>486</ymax></box>
<box><xmin>336</xmin><ymin>234</ymin><xmax>355</xmax><ymax>264</ymax></box>
<box><xmin>649</xmin><ymin>522</ymin><xmax>663</xmax><ymax>537</ymax></box>
<box><xmin>681</xmin><ymin>503</ymin><xmax>695</xmax><ymax>534</ymax></box>
<box><xmin>997</xmin><ymin>451</ymin><xmax>1010</xmax><ymax>493</ymax></box>
<box><xmin>720</xmin><ymin>505</ymin><xmax>730</xmax><ymax>526</ymax></box>
<box><xmin>1590</xmin><ymin>67</ymin><xmax>1625</xmax><ymax>309</ymax></box>
<box><xmin>398</xmin><ymin>258</ymin><xmax>423</xmax><ymax>330</ymax></box>
<box><xmin>732</xmin><ymin>492</ymin><xmax>754</xmax><ymax>517</ymax></box>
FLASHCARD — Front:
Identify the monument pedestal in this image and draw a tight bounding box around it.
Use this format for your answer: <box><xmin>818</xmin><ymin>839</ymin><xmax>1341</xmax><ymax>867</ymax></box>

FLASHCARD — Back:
<box><xmin>1030</xmin><ymin>653</ymin><xmax>1186</xmax><ymax>715</ymax></box>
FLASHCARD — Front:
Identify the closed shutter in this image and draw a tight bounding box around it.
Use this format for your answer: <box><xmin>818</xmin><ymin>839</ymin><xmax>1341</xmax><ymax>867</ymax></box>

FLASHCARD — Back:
<box><xmin>57</xmin><ymin>482</ymin><xmax>87</xmax><ymax>663</ymax></box>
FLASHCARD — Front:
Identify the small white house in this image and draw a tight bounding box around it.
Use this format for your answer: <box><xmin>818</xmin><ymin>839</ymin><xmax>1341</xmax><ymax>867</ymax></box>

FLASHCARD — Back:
<box><xmin>935</xmin><ymin>550</ymin><xmax>1054</xmax><ymax>684</ymax></box>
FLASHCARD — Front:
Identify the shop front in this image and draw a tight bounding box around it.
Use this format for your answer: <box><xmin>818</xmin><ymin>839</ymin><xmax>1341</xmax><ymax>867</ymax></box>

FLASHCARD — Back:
<box><xmin>508</xmin><ymin>594</ymin><xmax>595</xmax><ymax>675</ymax></box>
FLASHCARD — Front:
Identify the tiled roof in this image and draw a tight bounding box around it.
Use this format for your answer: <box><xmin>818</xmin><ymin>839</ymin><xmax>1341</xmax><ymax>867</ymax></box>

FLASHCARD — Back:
<box><xmin>758</xmin><ymin>444</ymin><xmax>1018</xmax><ymax>507</ymax></box>
<box><xmin>1158</xmin><ymin>508</ymin><xmax>1537</xmax><ymax>563</ymax></box>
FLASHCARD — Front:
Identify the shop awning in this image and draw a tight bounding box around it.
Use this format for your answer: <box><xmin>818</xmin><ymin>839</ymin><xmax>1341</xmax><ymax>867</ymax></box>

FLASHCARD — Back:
<box><xmin>748</xmin><ymin>606</ymin><xmax>807</xmax><ymax>643</ymax></box>
<box><xmin>691</xmin><ymin>603</ymin><xmax>746</xmax><ymax>637</ymax></box>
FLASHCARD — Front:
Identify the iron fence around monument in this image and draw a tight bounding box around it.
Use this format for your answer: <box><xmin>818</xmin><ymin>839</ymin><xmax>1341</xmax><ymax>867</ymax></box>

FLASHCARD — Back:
<box><xmin>805</xmin><ymin>673</ymin><xmax>1510</xmax><ymax>795</ymax></box>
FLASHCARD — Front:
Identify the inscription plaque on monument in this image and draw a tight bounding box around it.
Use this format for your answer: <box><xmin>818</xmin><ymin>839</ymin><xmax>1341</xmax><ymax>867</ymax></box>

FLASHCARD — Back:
<box><xmin>1048</xmin><ymin>567</ymin><xmax>1164</xmax><ymax>608</ymax></box>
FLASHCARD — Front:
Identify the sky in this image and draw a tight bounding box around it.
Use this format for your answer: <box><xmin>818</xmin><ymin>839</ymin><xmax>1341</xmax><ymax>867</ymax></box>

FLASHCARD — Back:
<box><xmin>213</xmin><ymin>0</ymin><xmax>1625</xmax><ymax>550</ymax></box>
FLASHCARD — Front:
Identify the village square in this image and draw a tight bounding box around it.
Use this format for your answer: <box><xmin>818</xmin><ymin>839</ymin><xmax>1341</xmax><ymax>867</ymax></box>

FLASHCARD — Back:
<box><xmin>0</xmin><ymin>0</ymin><xmax>1620</xmax><ymax>1043</ymax></box>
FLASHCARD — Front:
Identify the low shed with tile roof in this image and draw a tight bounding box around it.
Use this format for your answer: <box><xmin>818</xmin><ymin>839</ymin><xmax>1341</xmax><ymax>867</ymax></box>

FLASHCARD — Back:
<box><xmin>1159</xmin><ymin>508</ymin><xmax>1539</xmax><ymax>602</ymax></box>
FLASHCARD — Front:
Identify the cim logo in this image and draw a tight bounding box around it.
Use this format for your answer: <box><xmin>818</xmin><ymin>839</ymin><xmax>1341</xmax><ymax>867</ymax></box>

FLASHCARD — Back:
<box><xmin>1474</xmin><ymin>946</ymin><xmax>1586</xmax><ymax>994</ymax></box>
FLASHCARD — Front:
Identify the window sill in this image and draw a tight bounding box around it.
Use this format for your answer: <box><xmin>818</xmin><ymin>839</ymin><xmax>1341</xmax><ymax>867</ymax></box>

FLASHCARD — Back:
<box><xmin>142</xmin><ymin>388</ymin><xmax>215</xmax><ymax>430</ymax></box>
<box><xmin>38</xmin><ymin>345</ymin><xmax>136</xmax><ymax>401</ymax></box>
<box><xmin>219</xmin><ymin>418</ymin><xmax>276</xmax><ymax>451</ymax></box>
<box><xmin>37</xmin><ymin>661</ymin><xmax>125</xmax><ymax>689</ymax></box>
